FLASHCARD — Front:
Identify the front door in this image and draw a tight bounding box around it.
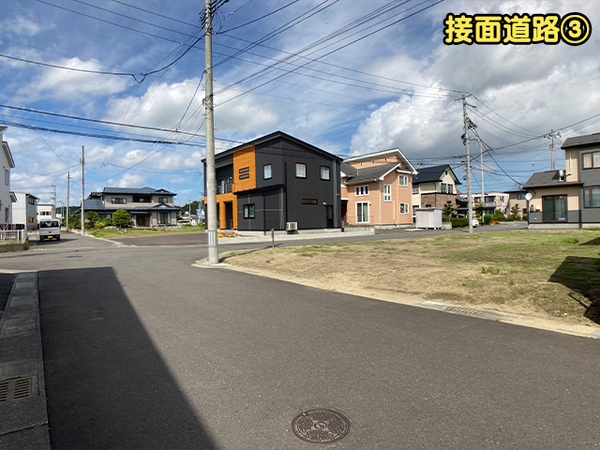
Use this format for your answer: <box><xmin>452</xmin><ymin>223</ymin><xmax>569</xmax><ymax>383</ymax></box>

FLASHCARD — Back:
<box><xmin>225</xmin><ymin>202</ymin><xmax>233</xmax><ymax>230</ymax></box>
<box><xmin>325</xmin><ymin>205</ymin><xmax>334</xmax><ymax>228</ymax></box>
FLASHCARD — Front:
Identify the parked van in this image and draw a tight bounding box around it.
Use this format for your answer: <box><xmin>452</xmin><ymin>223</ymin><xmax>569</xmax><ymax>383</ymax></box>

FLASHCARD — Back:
<box><xmin>39</xmin><ymin>219</ymin><xmax>61</xmax><ymax>241</ymax></box>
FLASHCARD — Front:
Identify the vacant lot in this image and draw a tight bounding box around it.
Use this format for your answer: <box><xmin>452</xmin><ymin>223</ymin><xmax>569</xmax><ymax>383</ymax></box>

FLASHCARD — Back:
<box><xmin>224</xmin><ymin>230</ymin><xmax>600</xmax><ymax>328</ymax></box>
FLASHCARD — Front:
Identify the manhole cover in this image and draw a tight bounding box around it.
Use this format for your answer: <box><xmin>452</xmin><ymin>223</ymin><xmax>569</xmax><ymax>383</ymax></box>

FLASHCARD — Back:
<box><xmin>292</xmin><ymin>408</ymin><xmax>350</xmax><ymax>444</ymax></box>
<box><xmin>446</xmin><ymin>306</ymin><xmax>481</xmax><ymax>316</ymax></box>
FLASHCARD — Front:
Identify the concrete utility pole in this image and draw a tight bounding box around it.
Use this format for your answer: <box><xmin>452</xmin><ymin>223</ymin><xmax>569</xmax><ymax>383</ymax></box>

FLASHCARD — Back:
<box><xmin>205</xmin><ymin>0</ymin><xmax>219</xmax><ymax>264</ymax></box>
<box><xmin>546</xmin><ymin>129</ymin><xmax>560</xmax><ymax>171</ymax></box>
<box><xmin>461</xmin><ymin>96</ymin><xmax>474</xmax><ymax>234</ymax></box>
<box><xmin>81</xmin><ymin>146</ymin><xmax>85</xmax><ymax>235</ymax></box>
<box><xmin>66</xmin><ymin>172</ymin><xmax>71</xmax><ymax>231</ymax></box>
<box><xmin>479</xmin><ymin>137</ymin><xmax>484</xmax><ymax>205</ymax></box>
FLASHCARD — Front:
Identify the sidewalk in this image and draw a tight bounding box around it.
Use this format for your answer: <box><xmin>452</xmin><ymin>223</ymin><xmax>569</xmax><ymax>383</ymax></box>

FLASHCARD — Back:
<box><xmin>216</xmin><ymin>227</ymin><xmax>375</xmax><ymax>245</ymax></box>
<box><xmin>0</xmin><ymin>271</ymin><xmax>51</xmax><ymax>449</ymax></box>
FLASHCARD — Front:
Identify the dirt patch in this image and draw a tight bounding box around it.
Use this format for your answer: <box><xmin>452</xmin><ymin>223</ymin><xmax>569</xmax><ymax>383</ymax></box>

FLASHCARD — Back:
<box><xmin>223</xmin><ymin>231</ymin><xmax>600</xmax><ymax>330</ymax></box>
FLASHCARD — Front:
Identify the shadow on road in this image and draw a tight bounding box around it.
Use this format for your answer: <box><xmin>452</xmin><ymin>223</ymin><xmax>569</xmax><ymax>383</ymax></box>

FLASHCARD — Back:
<box><xmin>39</xmin><ymin>267</ymin><xmax>217</xmax><ymax>450</ymax></box>
<box><xmin>549</xmin><ymin>256</ymin><xmax>600</xmax><ymax>325</ymax></box>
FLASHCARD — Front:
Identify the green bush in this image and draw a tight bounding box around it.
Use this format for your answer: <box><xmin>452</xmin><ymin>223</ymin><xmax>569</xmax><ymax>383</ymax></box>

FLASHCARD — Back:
<box><xmin>451</xmin><ymin>218</ymin><xmax>469</xmax><ymax>228</ymax></box>
<box><xmin>113</xmin><ymin>209</ymin><xmax>131</xmax><ymax>228</ymax></box>
<box><xmin>493</xmin><ymin>210</ymin><xmax>505</xmax><ymax>221</ymax></box>
<box><xmin>483</xmin><ymin>214</ymin><xmax>493</xmax><ymax>225</ymax></box>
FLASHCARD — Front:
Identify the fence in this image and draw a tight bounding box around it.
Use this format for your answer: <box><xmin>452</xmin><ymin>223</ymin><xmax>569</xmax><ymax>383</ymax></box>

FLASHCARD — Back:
<box><xmin>0</xmin><ymin>225</ymin><xmax>27</xmax><ymax>243</ymax></box>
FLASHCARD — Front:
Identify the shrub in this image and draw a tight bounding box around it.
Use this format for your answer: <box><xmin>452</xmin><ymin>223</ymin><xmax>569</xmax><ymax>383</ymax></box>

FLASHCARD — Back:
<box><xmin>483</xmin><ymin>214</ymin><xmax>493</xmax><ymax>225</ymax></box>
<box><xmin>451</xmin><ymin>218</ymin><xmax>469</xmax><ymax>228</ymax></box>
<box><xmin>493</xmin><ymin>210</ymin><xmax>505</xmax><ymax>221</ymax></box>
<box><xmin>113</xmin><ymin>209</ymin><xmax>131</xmax><ymax>228</ymax></box>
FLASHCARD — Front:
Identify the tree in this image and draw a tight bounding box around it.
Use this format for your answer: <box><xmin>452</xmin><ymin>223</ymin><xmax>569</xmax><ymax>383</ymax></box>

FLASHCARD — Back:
<box><xmin>112</xmin><ymin>209</ymin><xmax>131</xmax><ymax>228</ymax></box>
<box><xmin>444</xmin><ymin>201</ymin><xmax>454</xmax><ymax>222</ymax></box>
<box><xmin>509</xmin><ymin>204</ymin><xmax>521</xmax><ymax>221</ymax></box>
<box><xmin>86</xmin><ymin>211</ymin><xmax>101</xmax><ymax>228</ymax></box>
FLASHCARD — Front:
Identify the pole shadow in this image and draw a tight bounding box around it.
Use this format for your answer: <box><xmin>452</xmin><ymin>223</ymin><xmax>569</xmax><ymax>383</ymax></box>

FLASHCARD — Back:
<box><xmin>548</xmin><ymin>256</ymin><xmax>600</xmax><ymax>325</ymax></box>
<box><xmin>39</xmin><ymin>267</ymin><xmax>218</xmax><ymax>450</ymax></box>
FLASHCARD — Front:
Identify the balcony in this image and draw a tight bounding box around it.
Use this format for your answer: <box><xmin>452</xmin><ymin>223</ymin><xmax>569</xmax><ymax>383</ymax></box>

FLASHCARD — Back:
<box><xmin>217</xmin><ymin>177</ymin><xmax>233</xmax><ymax>195</ymax></box>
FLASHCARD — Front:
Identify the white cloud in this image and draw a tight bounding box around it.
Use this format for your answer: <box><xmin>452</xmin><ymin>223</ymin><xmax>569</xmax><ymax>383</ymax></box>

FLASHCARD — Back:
<box><xmin>20</xmin><ymin>57</ymin><xmax>131</xmax><ymax>101</ymax></box>
<box><xmin>1</xmin><ymin>16</ymin><xmax>43</xmax><ymax>36</ymax></box>
<box><xmin>107</xmin><ymin>173</ymin><xmax>146</xmax><ymax>188</ymax></box>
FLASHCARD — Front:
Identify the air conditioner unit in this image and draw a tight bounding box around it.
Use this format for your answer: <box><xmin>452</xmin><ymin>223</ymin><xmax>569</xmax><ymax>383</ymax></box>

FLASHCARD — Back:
<box><xmin>286</xmin><ymin>222</ymin><xmax>298</xmax><ymax>232</ymax></box>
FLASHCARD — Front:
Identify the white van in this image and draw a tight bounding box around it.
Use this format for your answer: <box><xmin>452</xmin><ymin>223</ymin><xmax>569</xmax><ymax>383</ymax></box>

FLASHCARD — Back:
<box><xmin>39</xmin><ymin>219</ymin><xmax>61</xmax><ymax>241</ymax></box>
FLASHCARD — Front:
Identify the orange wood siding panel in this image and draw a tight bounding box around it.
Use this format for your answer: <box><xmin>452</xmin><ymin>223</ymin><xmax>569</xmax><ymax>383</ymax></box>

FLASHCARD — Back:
<box><xmin>233</xmin><ymin>146</ymin><xmax>256</xmax><ymax>193</ymax></box>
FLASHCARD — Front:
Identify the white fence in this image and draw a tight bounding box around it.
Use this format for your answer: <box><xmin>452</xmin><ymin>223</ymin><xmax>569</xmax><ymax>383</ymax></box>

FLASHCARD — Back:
<box><xmin>0</xmin><ymin>229</ymin><xmax>27</xmax><ymax>243</ymax></box>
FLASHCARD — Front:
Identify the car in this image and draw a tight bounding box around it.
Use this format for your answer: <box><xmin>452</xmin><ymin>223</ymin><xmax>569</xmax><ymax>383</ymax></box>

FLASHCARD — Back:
<box><xmin>39</xmin><ymin>219</ymin><xmax>61</xmax><ymax>241</ymax></box>
<box><xmin>472</xmin><ymin>219</ymin><xmax>480</xmax><ymax>227</ymax></box>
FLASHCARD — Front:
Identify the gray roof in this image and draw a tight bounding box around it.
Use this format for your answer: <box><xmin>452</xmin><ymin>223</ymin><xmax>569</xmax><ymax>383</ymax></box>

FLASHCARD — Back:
<box><xmin>100</xmin><ymin>187</ymin><xmax>175</xmax><ymax>195</ymax></box>
<box><xmin>340</xmin><ymin>162</ymin><xmax>358</xmax><ymax>177</ymax></box>
<box><xmin>561</xmin><ymin>132</ymin><xmax>600</xmax><ymax>149</ymax></box>
<box><xmin>343</xmin><ymin>162</ymin><xmax>401</xmax><ymax>185</ymax></box>
<box><xmin>413</xmin><ymin>165</ymin><xmax>461</xmax><ymax>185</ymax></box>
<box><xmin>83</xmin><ymin>198</ymin><xmax>107</xmax><ymax>210</ymax></box>
<box><xmin>523</xmin><ymin>170</ymin><xmax>582</xmax><ymax>189</ymax></box>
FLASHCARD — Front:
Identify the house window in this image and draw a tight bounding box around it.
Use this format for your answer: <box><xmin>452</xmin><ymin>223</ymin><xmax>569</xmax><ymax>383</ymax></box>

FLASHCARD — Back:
<box><xmin>582</xmin><ymin>151</ymin><xmax>600</xmax><ymax>169</ymax></box>
<box><xmin>296</xmin><ymin>163</ymin><xmax>306</xmax><ymax>178</ymax></box>
<box><xmin>441</xmin><ymin>183</ymin><xmax>447</xmax><ymax>193</ymax></box>
<box><xmin>158</xmin><ymin>197</ymin><xmax>168</xmax><ymax>204</ymax></box>
<box><xmin>400</xmin><ymin>203</ymin><xmax>409</xmax><ymax>214</ymax></box>
<box><xmin>320</xmin><ymin>166</ymin><xmax>330</xmax><ymax>180</ymax></box>
<box><xmin>4</xmin><ymin>169</ymin><xmax>8</xmax><ymax>186</ymax></box>
<box><xmin>517</xmin><ymin>192</ymin><xmax>527</xmax><ymax>200</ymax></box>
<box><xmin>412</xmin><ymin>186</ymin><xmax>419</xmax><ymax>194</ymax></box>
<box><xmin>448</xmin><ymin>184</ymin><xmax>454</xmax><ymax>194</ymax></box>
<box><xmin>111</xmin><ymin>197</ymin><xmax>127</xmax><ymax>204</ymax></box>
<box><xmin>543</xmin><ymin>195</ymin><xmax>567</xmax><ymax>222</ymax></box>
<box><xmin>239</xmin><ymin>167</ymin><xmax>250</xmax><ymax>180</ymax></box>
<box><xmin>302</xmin><ymin>199</ymin><xmax>318</xmax><ymax>205</ymax></box>
<box><xmin>584</xmin><ymin>186</ymin><xmax>600</xmax><ymax>208</ymax></box>
<box><xmin>356</xmin><ymin>202</ymin><xmax>369</xmax><ymax>223</ymax></box>
<box><xmin>243</xmin><ymin>204</ymin><xmax>255</xmax><ymax>219</ymax></box>
<box><xmin>263</xmin><ymin>164</ymin><xmax>272</xmax><ymax>180</ymax></box>
<box><xmin>384</xmin><ymin>184</ymin><xmax>391</xmax><ymax>202</ymax></box>
<box><xmin>133</xmin><ymin>196</ymin><xmax>150</xmax><ymax>203</ymax></box>
<box><xmin>399</xmin><ymin>175</ymin><xmax>408</xmax><ymax>186</ymax></box>
<box><xmin>355</xmin><ymin>185</ymin><xmax>369</xmax><ymax>196</ymax></box>
<box><xmin>159</xmin><ymin>212</ymin><xmax>171</xmax><ymax>224</ymax></box>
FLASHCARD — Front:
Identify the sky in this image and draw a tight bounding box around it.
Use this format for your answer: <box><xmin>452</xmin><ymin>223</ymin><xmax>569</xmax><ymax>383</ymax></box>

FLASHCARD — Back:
<box><xmin>1</xmin><ymin>0</ymin><xmax>599</xmax><ymax>206</ymax></box>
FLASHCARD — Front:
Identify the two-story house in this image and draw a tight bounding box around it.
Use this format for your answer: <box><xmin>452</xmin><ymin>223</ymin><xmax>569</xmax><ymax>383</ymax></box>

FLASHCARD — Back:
<box><xmin>412</xmin><ymin>165</ymin><xmax>461</xmax><ymax>213</ymax></box>
<box><xmin>13</xmin><ymin>193</ymin><xmax>39</xmax><ymax>230</ymax></box>
<box><xmin>472</xmin><ymin>192</ymin><xmax>509</xmax><ymax>217</ymax></box>
<box><xmin>203</xmin><ymin>131</ymin><xmax>342</xmax><ymax>232</ymax></box>
<box><xmin>340</xmin><ymin>149</ymin><xmax>417</xmax><ymax>226</ymax></box>
<box><xmin>83</xmin><ymin>187</ymin><xmax>178</xmax><ymax>227</ymax></box>
<box><xmin>524</xmin><ymin>131</ymin><xmax>600</xmax><ymax>228</ymax></box>
<box><xmin>0</xmin><ymin>126</ymin><xmax>16</xmax><ymax>226</ymax></box>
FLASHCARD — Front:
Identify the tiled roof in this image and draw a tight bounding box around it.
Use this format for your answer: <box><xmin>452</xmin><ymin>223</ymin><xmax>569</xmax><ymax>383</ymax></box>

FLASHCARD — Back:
<box><xmin>561</xmin><ymin>132</ymin><xmax>600</xmax><ymax>149</ymax></box>
<box><xmin>343</xmin><ymin>162</ymin><xmax>401</xmax><ymax>185</ymax></box>
<box><xmin>523</xmin><ymin>170</ymin><xmax>582</xmax><ymax>188</ymax></box>
<box><xmin>101</xmin><ymin>187</ymin><xmax>175</xmax><ymax>195</ymax></box>
<box><xmin>413</xmin><ymin>165</ymin><xmax>461</xmax><ymax>185</ymax></box>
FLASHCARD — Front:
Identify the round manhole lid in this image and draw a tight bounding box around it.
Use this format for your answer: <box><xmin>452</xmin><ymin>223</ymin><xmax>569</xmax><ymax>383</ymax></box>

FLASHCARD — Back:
<box><xmin>292</xmin><ymin>408</ymin><xmax>350</xmax><ymax>444</ymax></box>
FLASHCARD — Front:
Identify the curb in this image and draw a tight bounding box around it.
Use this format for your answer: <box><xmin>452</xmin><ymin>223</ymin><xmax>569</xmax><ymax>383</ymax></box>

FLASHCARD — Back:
<box><xmin>0</xmin><ymin>272</ymin><xmax>51</xmax><ymax>449</ymax></box>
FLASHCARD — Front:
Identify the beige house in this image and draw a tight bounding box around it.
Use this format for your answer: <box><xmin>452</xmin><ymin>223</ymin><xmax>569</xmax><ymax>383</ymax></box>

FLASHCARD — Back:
<box><xmin>83</xmin><ymin>187</ymin><xmax>179</xmax><ymax>227</ymax></box>
<box><xmin>412</xmin><ymin>165</ymin><xmax>461</xmax><ymax>212</ymax></box>
<box><xmin>341</xmin><ymin>149</ymin><xmax>417</xmax><ymax>227</ymax></box>
<box><xmin>524</xmin><ymin>131</ymin><xmax>600</xmax><ymax>228</ymax></box>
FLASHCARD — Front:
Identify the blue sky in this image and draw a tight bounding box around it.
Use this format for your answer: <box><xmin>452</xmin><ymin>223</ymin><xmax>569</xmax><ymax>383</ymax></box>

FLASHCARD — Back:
<box><xmin>1</xmin><ymin>0</ymin><xmax>599</xmax><ymax>206</ymax></box>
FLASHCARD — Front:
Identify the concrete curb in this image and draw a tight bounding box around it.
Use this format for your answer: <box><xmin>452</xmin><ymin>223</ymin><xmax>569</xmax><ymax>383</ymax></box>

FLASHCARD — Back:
<box><xmin>0</xmin><ymin>272</ymin><xmax>51</xmax><ymax>449</ymax></box>
<box><xmin>216</xmin><ymin>228</ymin><xmax>376</xmax><ymax>245</ymax></box>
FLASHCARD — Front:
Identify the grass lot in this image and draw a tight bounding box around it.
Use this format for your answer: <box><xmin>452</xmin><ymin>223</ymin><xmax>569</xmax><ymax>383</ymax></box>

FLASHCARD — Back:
<box><xmin>90</xmin><ymin>224</ymin><xmax>205</xmax><ymax>239</ymax></box>
<box><xmin>223</xmin><ymin>230</ymin><xmax>600</xmax><ymax>327</ymax></box>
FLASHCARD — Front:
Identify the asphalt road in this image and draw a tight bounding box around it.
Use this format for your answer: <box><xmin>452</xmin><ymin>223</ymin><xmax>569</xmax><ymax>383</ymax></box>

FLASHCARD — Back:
<box><xmin>1</xmin><ymin>229</ymin><xmax>599</xmax><ymax>449</ymax></box>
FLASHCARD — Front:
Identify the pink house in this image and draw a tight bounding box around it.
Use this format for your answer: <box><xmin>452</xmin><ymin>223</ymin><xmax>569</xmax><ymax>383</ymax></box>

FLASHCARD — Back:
<box><xmin>341</xmin><ymin>149</ymin><xmax>417</xmax><ymax>226</ymax></box>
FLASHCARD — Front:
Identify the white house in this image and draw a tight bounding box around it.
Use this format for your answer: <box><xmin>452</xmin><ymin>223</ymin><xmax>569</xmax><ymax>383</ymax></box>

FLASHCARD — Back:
<box><xmin>37</xmin><ymin>203</ymin><xmax>56</xmax><ymax>222</ymax></box>
<box><xmin>0</xmin><ymin>126</ymin><xmax>16</xmax><ymax>225</ymax></box>
<box><xmin>13</xmin><ymin>193</ymin><xmax>39</xmax><ymax>230</ymax></box>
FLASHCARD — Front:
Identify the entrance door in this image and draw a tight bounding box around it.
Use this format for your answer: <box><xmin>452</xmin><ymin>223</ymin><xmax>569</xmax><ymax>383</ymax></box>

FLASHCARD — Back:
<box><xmin>136</xmin><ymin>215</ymin><xmax>150</xmax><ymax>227</ymax></box>
<box><xmin>224</xmin><ymin>202</ymin><xmax>233</xmax><ymax>230</ymax></box>
<box><xmin>326</xmin><ymin>205</ymin><xmax>334</xmax><ymax>228</ymax></box>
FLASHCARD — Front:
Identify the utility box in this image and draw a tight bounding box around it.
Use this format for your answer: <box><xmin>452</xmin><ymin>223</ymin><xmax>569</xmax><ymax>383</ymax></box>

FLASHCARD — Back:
<box><xmin>415</xmin><ymin>207</ymin><xmax>442</xmax><ymax>229</ymax></box>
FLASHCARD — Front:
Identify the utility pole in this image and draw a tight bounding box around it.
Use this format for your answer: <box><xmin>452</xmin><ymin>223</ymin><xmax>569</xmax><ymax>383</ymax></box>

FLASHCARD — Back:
<box><xmin>461</xmin><ymin>96</ymin><xmax>474</xmax><ymax>233</ymax></box>
<box><xmin>66</xmin><ymin>172</ymin><xmax>71</xmax><ymax>232</ymax></box>
<box><xmin>81</xmin><ymin>146</ymin><xmax>85</xmax><ymax>235</ymax></box>
<box><xmin>545</xmin><ymin>129</ymin><xmax>560</xmax><ymax>171</ymax></box>
<box><xmin>479</xmin><ymin>136</ymin><xmax>484</xmax><ymax>205</ymax></box>
<box><xmin>205</xmin><ymin>0</ymin><xmax>219</xmax><ymax>264</ymax></box>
